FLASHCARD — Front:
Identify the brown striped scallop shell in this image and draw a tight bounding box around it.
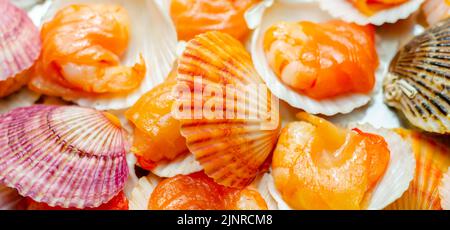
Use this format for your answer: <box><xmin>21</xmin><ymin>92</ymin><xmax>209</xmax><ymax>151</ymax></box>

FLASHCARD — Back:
<box><xmin>383</xmin><ymin>18</ymin><xmax>450</xmax><ymax>134</ymax></box>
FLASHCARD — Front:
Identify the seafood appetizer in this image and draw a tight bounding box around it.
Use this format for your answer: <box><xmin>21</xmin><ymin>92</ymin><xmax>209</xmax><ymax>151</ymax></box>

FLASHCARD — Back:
<box><xmin>29</xmin><ymin>0</ymin><xmax>177</xmax><ymax>110</ymax></box>
<box><xmin>0</xmin><ymin>0</ymin><xmax>40</xmax><ymax>98</ymax></box>
<box><xmin>318</xmin><ymin>0</ymin><xmax>424</xmax><ymax>25</ymax></box>
<box><xmin>270</xmin><ymin>113</ymin><xmax>415</xmax><ymax>209</ymax></box>
<box><xmin>169</xmin><ymin>0</ymin><xmax>259</xmax><ymax>41</ymax></box>
<box><xmin>250</xmin><ymin>0</ymin><xmax>382</xmax><ymax>115</ymax></box>
<box><xmin>422</xmin><ymin>0</ymin><xmax>450</xmax><ymax>26</ymax></box>
<box><xmin>387</xmin><ymin>129</ymin><xmax>450</xmax><ymax>210</ymax></box>
<box><xmin>264</xmin><ymin>20</ymin><xmax>378</xmax><ymax>100</ymax></box>
<box><xmin>130</xmin><ymin>172</ymin><xmax>268</xmax><ymax>210</ymax></box>
<box><xmin>175</xmin><ymin>31</ymin><xmax>280</xmax><ymax>188</ymax></box>
<box><xmin>383</xmin><ymin>18</ymin><xmax>450</xmax><ymax>134</ymax></box>
<box><xmin>129</xmin><ymin>174</ymin><xmax>161</xmax><ymax>210</ymax></box>
<box><xmin>1</xmin><ymin>0</ymin><xmax>449</xmax><ymax>212</ymax></box>
<box><xmin>440</xmin><ymin>168</ymin><xmax>450</xmax><ymax>210</ymax></box>
<box><xmin>0</xmin><ymin>105</ymin><xmax>128</xmax><ymax>208</ymax></box>
<box><xmin>126</xmin><ymin>69</ymin><xmax>202</xmax><ymax>177</ymax></box>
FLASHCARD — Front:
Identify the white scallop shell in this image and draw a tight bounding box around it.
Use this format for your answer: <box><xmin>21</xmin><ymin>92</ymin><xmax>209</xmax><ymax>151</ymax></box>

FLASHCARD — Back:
<box><xmin>124</xmin><ymin>153</ymin><xmax>139</xmax><ymax>199</ymax></box>
<box><xmin>252</xmin><ymin>172</ymin><xmax>282</xmax><ymax>210</ymax></box>
<box><xmin>129</xmin><ymin>174</ymin><xmax>161</xmax><ymax>210</ymax></box>
<box><xmin>352</xmin><ymin>124</ymin><xmax>415</xmax><ymax>210</ymax></box>
<box><xmin>266</xmin><ymin>173</ymin><xmax>293</xmax><ymax>210</ymax></box>
<box><xmin>439</xmin><ymin>167</ymin><xmax>450</xmax><ymax>210</ymax></box>
<box><xmin>41</xmin><ymin>0</ymin><xmax>177</xmax><ymax>110</ymax></box>
<box><xmin>248</xmin><ymin>0</ymin><xmax>384</xmax><ymax>115</ymax></box>
<box><xmin>318</xmin><ymin>0</ymin><xmax>424</xmax><ymax>26</ymax></box>
<box><xmin>151</xmin><ymin>154</ymin><xmax>202</xmax><ymax>178</ymax></box>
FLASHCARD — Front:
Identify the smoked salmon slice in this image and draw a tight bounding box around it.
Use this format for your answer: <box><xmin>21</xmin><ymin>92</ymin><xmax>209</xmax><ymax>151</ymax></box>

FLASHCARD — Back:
<box><xmin>170</xmin><ymin>0</ymin><xmax>259</xmax><ymax>41</ymax></box>
<box><xmin>264</xmin><ymin>20</ymin><xmax>378</xmax><ymax>100</ymax></box>
<box><xmin>126</xmin><ymin>70</ymin><xmax>188</xmax><ymax>168</ymax></box>
<box><xmin>272</xmin><ymin>113</ymin><xmax>390</xmax><ymax>209</ymax></box>
<box><xmin>29</xmin><ymin>4</ymin><xmax>146</xmax><ymax>97</ymax></box>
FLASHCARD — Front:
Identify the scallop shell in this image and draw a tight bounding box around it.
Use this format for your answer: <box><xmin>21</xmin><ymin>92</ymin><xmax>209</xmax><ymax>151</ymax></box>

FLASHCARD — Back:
<box><xmin>253</xmin><ymin>172</ymin><xmax>292</xmax><ymax>210</ymax></box>
<box><xmin>40</xmin><ymin>0</ymin><xmax>177</xmax><ymax>110</ymax></box>
<box><xmin>0</xmin><ymin>105</ymin><xmax>128</xmax><ymax>208</ymax></box>
<box><xmin>383</xmin><ymin>19</ymin><xmax>450</xmax><ymax>134</ymax></box>
<box><xmin>251</xmin><ymin>172</ymin><xmax>278</xmax><ymax>210</ymax></box>
<box><xmin>151</xmin><ymin>154</ymin><xmax>203</xmax><ymax>178</ymax></box>
<box><xmin>124</xmin><ymin>153</ymin><xmax>139</xmax><ymax>199</ymax></box>
<box><xmin>247</xmin><ymin>0</ymin><xmax>385</xmax><ymax>115</ymax></box>
<box><xmin>386</xmin><ymin>129</ymin><xmax>450</xmax><ymax>210</ymax></box>
<box><xmin>422</xmin><ymin>0</ymin><xmax>450</xmax><ymax>26</ymax></box>
<box><xmin>440</xmin><ymin>167</ymin><xmax>450</xmax><ymax>210</ymax></box>
<box><xmin>0</xmin><ymin>185</ymin><xmax>25</xmax><ymax>210</ymax></box>
<box><xmin>318</xmin><ymin>0</ymin><xmax>424</xmax><ymax>26</ymax></box>
<box><xmin>270</xmin><ymin>120</ymin><xmax>414</xmax><ymax>210</ymax></box>
<box><xmin>0</xmin><ymin>0</ymin><xmax>41</xmax><ymax>81</ymax></box>
<box><xmin>129</xmin><ymin>174</ymin><xmax>161</xmax><ymax>210</ymax></box>
<box><xmin>352</xmin><ymin>124</ymin><xmax>415</xmax><ymax>210</ymax></box>
<box><xmin>176</xmin><ymin>31</ymin><xmax>281</xmax><ymax>188</ymax></box>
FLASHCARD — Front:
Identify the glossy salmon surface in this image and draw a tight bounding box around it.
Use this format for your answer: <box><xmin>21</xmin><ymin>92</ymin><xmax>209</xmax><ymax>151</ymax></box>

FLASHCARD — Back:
<box><xmin>272</xmin><ymin>113</ymin><xmax>390</xmax><ymax>209</ymax></box>
<box><xmin>350</xmin><ymin>0</ymin><xmax>409</xmax><ymax>16</ymax></box>
<box><xmin>29</xmin><ymin>4</ymin><xmax>145</xmax><ymax>97</ymax></box>
<box><xmin>126</xmin><ymin>71</ymin><xmax>188</xmax><ymax>168</ymax></box>
<box><xmin>264</xmin><ymin>20</ymin><xmax>378</xmax><ymax>100</ymax></box>
<box><xmin>170</xmin><ymin>0</ymin><xmax>259</xmax><ymax>41</ymax></box>
<box><xmin>149</xmin><ymin>172</ymin><xmax>268</xmax><ymax>210</ymax></box>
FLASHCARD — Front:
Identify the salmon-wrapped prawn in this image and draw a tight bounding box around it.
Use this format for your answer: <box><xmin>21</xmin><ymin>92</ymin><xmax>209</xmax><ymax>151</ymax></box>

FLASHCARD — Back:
<box><xmin>29</xmin><ymin>4</ymin><xmax>146</xmax><ymax>98</ymax></box>
<box><xmin>264</xmin><ymin>20</ymin><xmax>378</xmax><ymax>100</ymax></box>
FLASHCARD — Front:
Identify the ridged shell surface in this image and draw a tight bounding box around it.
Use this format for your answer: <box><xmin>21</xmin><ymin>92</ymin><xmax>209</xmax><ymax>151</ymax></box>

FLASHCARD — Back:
<box><xmin>176</xmin><ymin>31</ymin><xmax>281</xmax><ymax>189</ymax></box>
<box><xmin>0</xmin><ymin>0</ymin><xmax>41</xmax><ymax>80</ymax></box>
<box><xmin>383</xmin><ymin>19</ymin><xmax>450</xmax><ymax>134</ymax></box>
<box><xmin>386</xmin><ymin>129</ymin><xmax>450</xmax><ymax>210</ymax></box>
<box><xmin>0</xmin><ymin>105</ymin><xmax>128</xmax><ymax>208</ymax></box>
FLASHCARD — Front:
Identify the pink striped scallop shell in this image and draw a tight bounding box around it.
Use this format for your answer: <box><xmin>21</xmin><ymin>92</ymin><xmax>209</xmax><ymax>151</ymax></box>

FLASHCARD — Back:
<box><xmin>0</xmin><ymin>0</ymin><xmax>41</xmax><ymax>80</ymax></box>
<box><xmin>0</xmin><ymin>105</ymin><xmax>128</xmax><ymax>208</ymax></box>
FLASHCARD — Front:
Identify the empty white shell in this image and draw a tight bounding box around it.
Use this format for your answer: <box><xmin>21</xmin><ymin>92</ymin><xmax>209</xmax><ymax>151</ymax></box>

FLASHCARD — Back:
<box><xmin>40</xmin><ymin>0</ymin><xmax>177</xmax><ymax>110</ymax></box>
<box><xmin>124</xmin><ymin>153</ymin><xmax>139</xmax><ymax>199</ymax></box>
<box><xmin>151</xmin><ymin>154</ymin><xmax>202</xmax><ymax>178</ymax></box>
<box><xmin>318</xmin><ymin>0</ymin><xmax>424</xmax><ymax>26</ymax></box>
<box><xmin>129</xmin><ymin>174</ymin><xmax>161</xmax><ymax>210</ymax></box>
<box><xmin>252</xmin><ymin>172</ymin><xmax>284</xmax><ymax>210</ymax></box>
